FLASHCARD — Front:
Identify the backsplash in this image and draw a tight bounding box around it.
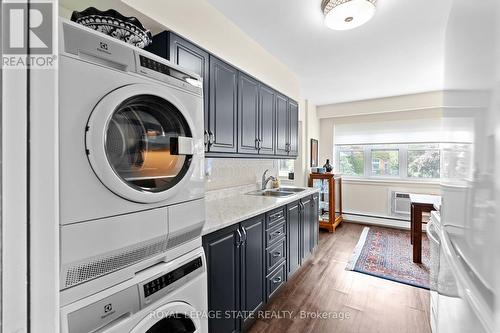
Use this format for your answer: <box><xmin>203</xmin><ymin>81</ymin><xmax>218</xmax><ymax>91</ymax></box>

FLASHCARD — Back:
<box><xmin>205</xmin><ymin>158</ymin><xmax>279</xmax><ymax>191</ymax></box>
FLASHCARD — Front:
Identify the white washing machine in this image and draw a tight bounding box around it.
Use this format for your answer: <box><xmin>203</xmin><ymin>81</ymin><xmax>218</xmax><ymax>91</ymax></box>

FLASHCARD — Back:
<box><xmin>59</xmin><ymin>20</ymin><xmax>206</xmax><ymax>305</ymax></box>
<box><xmin>60</xmin><ymin>247</ymin><xmax>208</xmax><ymax>333</ymax></box>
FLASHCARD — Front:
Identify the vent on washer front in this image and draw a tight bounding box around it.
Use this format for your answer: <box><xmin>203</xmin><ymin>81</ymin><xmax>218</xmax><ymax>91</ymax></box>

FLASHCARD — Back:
<box><xmin>62</xmin><ymin>235</ymin><xmax>168</xmax><ymax>289</ymax></box>
<box><xmin>166</xmin><ymin>225</ymin><xmax>203</xmax><ymax>250</ymax></box>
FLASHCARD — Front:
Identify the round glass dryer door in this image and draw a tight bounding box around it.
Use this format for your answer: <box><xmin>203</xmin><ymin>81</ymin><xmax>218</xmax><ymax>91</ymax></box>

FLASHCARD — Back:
<box><xmin>106</xmin><ymin>94</ymin><xmax>191</xmax><ymax>192</ymax></box>
<box><xmin>86</xmin><ymin>84</ymin><xmax>195</xmax><ymax>203</ymax></box>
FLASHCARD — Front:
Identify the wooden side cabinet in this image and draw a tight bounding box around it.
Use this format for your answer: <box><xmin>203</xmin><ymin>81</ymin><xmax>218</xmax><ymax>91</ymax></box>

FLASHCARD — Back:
<box><xmin>308</xmin><ymin>173</ymin><xmax>343</xmax><ymax>233</ymax></box>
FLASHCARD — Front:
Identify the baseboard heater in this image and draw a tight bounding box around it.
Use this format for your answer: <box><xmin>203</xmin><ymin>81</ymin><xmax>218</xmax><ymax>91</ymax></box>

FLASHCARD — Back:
<box><xmin>344</xmin><ymin>211</ymin><xmax>410</xmax><ymax>222</ymax></box>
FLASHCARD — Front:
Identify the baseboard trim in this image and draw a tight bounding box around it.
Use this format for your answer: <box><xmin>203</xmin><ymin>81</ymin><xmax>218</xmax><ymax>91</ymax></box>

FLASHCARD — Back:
<box><xmin>343</xmin><ymin>213</ymin><xmax>426</xmax><ymax>231</ymax></box>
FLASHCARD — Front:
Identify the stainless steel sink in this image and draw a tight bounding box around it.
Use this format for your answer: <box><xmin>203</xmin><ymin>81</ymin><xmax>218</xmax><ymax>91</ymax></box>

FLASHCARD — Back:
<box><xmin>275</xmin><ymin>187</ymin><xmax>306</xmax><ymax>193</ymax></box>
<box><xmin>246</xmin><ymin>190</ymin><xmax>294</xmax><ymax>197</ymax></box>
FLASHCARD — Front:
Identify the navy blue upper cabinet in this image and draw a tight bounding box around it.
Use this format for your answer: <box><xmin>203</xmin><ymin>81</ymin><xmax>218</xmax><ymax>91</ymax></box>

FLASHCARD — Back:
<box><xmin>145</xmin><ymin>32</ymin><xmax>210</xmax><ymax>149</ymax></box>
<box><xmin>238</xmin><ymin>73</ymin><xmax>260</xmax><ymax>154</ymax></box>
<box><xmin>169</xmin><ymin>34</ymin><xmax>210</xmax><ymax>134</ymax></box>
<box><xmin>259</xmin><ymin>85</ymin><xmax>276</xmax><ymax>155</ymax></box>
<box><xmin>209</xmin><ymin>56</ymin><xmax>238</xmax><ymax>153</ymax></box>
<box><xmin>276</xmin><ymin>93</ymin><xmax>289</xmax><ymax>156</ymax></box>
<box><xmin>147</xmin><ymin>31</ymin><xmax>299</xmax><ymax>159</ymax></box>
<box><xmin>288</xmin><ymin>99</ymin><xmax>299</xmax><ymax>157</ymax></box>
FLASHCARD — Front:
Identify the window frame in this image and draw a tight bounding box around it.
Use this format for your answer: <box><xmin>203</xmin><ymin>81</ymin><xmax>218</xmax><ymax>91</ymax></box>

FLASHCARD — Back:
<box><xmin>335</xmin><ymin>143</ymin><xmax>441</xmax><ymax>182</ymax></box>
<box><xmin>337</xmin><ymin>145</ymin><xmax>365</xmax><ymax>177</ymax></box>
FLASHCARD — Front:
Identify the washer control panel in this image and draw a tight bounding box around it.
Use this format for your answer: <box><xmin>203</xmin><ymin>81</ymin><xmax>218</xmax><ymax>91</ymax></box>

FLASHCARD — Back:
<box><xmin>143</xmin><ymin>257</ymin><xmax>202</xmax><ymax>298</ymax></box>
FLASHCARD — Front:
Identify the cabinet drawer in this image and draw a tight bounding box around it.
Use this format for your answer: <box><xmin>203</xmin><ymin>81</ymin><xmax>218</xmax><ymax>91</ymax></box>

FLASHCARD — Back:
<box><xmin>266</xmin><ymin>262</ymin><xmax>286</xmax><ymax>300</ymax></box>
<box><xmin>266</xmin><ymin>238</ymin><xmax>286</xmax><ymax>274</ymax></box>
<box><xmin>266</xmin><ymin>207</ymin><xmax>285</xmax><ymax>229</ymax></box>
<box><xmin>266</xmin><ymin>223</ymin><xmax>285</xmax><ymax>247</ymax></box>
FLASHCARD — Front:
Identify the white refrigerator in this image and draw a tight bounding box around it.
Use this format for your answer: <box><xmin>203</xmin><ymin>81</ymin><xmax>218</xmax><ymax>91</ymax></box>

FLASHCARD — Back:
<box><xmin>431</xmin><ymin>0</ymin><xmax>499</xmax><ymax>332</ymax></box>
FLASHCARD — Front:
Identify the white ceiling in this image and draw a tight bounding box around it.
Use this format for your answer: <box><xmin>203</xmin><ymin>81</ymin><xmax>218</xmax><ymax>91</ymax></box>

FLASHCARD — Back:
<box><xmin>206</xmin><ymin>0</ymin><xmax>452</xmax><ymax>106</ymax></box>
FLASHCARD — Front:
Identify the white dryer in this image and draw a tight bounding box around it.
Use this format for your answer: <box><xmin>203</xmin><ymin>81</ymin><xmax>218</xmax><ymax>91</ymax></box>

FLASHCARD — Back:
<box><xmin>59</xmin><ymin>20</ymin><xmax>206</xmax><ymax>304</ymax></box>
<box><xmin>60</xmin><ymin>247</ymin><xmax>208</xmax><ymax>333</ymax></box>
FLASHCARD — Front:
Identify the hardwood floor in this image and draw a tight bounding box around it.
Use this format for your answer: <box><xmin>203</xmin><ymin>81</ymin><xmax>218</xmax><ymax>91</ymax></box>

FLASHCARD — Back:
<box><xmin>248</xmin><ymin>223</ymin><xmax>431</xmax><ymax>333</ymax></box>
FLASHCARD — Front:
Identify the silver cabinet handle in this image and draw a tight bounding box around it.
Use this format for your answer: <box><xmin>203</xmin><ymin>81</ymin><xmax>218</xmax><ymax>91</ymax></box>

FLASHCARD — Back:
<box><xmin>271</xmin><ymin>230</ymin><xmax>283</xmax><ymax>238</ymax></box>
<box><xmin>204</xmin><ymin>130</ymin><xmax>209</xmax><ymax>147</ymax></box>
<box><xmin>272</xmin><ymin>252</ymin><xmax>281</xmax><ymax>258</ymax></box>
<box><xmin>235</xmin><ymin>229</ymin><xmax>243</xmax><ymax>247</ymax></box>
<box><xmin>273</xmin><ymin>276</ymin><xmax>282</xmax><ymax>284</ymax></box>
<box><xmin>241</xmin><ymin>226</ymin><xmax>248</xmax><ymax>244</ymax></box>
<box><xmin>208</xmin><ymin>131</ymin><xmax>214</xmax><ymax>146</ymax></box>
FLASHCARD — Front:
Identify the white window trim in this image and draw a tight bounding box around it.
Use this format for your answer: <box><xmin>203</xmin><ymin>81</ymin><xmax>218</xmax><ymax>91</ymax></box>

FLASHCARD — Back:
<box><xmin>335</xmin><ymin>143</ymin><xmax>441</xmax><ymax>182</ymax></box>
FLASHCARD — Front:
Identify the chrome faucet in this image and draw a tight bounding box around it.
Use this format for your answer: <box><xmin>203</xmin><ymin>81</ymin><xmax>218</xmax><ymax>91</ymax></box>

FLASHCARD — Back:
<box><xmin>261</xmin><ymin>169</ymin><xmax>276</xmax><ymax>190</ymax></box>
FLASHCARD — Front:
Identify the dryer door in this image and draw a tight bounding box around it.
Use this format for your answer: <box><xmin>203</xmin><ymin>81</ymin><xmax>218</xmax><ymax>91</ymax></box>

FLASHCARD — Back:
<box><xmin>131</xmin><ymin>302</ymin><xmax>200</xmax><ymax>333</ymax></box>
<box><xmin>86</xmin><ymin>83</ymin><xmax>196</xmax><ymax>203</ymax></box>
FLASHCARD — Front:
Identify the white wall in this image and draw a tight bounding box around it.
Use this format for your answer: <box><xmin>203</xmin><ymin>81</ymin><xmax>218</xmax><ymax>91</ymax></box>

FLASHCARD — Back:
<box><xmin>318</xmin><ymin>93</ymin><xmax>443</xmax><ymax>227</ymax></box>
<box><xmin>317</xmin><ymin>91</ymin><xmax>444</xmax><ymax>118</ymax></box>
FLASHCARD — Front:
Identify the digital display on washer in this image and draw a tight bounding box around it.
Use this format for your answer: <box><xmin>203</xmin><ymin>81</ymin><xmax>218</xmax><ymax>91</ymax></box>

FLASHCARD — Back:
<box><xmin>139</xmin><ymin>55</ymin><xmax>202</xmax><ymax>88</ymax></box>
<box><xmin>143</xmin><ymin>257</ymin><xmax>203</xmax><ymax>298</ymax></box>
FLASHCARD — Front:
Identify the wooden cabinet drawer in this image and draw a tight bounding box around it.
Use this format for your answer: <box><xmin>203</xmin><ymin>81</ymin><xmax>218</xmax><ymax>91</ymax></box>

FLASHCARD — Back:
<box><xmin>266</xmin><ymin>222</ymin><xmax>285</xmax><ymax>247</ymax></box>
<box><xmin>266</xmin><ymin>238</ymin><xmax>285</xmax><ymax>274</ymax></box>
<box><xmin>266</xmin><ymin>207</ymin><xmax>285</xmax><ymax>229</ymax></box>
<box><xmin>266</xmin><ymin>262</ymin><xmax>286</xmax><ymax>300</ymax></box>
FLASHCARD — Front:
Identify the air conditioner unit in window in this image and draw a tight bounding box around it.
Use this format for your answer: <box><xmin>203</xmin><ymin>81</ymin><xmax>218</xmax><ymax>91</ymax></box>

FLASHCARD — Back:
<box><xmin>391</xmin><ymin>191</ymin><xmax>411</xmax><ymax>216</ymax></box>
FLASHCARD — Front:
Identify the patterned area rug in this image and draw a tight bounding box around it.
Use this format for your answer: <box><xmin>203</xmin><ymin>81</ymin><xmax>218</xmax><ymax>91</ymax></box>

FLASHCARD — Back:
<box><xmin>346</xmin><ymin>226</ymin><xmax>430</xmax><ymax>289</ymax></box>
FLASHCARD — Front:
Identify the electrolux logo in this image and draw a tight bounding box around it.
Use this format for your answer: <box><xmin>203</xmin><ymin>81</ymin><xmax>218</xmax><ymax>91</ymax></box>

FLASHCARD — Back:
<box><xmin>101</xmin><ymin>303</ymin><xmax>115</xmax><ymax>319</ymax></box>
<box><xmin>97</xmin><ymin>41</ymin><xmax>112</xmax><ymax>55</ymax></box>
<box><xmin>104</xmin><ymin>303</ymin><xmax>113</xmax><ymax>313</ymax></box>
<box><xmin>2</xmin><ymin>0</ymin><xmax>57</xmax><ymax>69</ymax></box>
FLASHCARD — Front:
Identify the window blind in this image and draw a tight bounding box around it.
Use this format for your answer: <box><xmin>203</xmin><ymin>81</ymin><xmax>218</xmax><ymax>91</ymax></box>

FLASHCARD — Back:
<box><xmin>333</xmin><ymin>110</ymin><xmax>473</xmax><ymax>145</ymax></box>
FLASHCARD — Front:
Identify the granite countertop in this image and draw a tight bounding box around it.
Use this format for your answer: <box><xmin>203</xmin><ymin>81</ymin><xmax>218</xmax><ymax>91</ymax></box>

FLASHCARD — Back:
<box><xmin>203</xmin><ymin>186</ymin><xmax>320</xmax><ymax>235</ymax></box>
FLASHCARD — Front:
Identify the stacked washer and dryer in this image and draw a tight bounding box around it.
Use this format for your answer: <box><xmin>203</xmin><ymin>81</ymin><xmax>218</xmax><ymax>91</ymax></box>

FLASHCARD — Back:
<box><xmin>59</xmin><ymin>20</ymin><xmax>208</xmax><ymax>333</ymax></box>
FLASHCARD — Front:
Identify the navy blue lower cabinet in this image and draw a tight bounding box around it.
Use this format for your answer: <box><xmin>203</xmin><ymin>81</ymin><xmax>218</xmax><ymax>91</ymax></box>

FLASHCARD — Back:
<box><xmin>300</xmin><ymin>197</ymin><xmax>313</xmax><ymax>262</ymax></box>
<box><xmin>203</xmin><ymin>198</ymin><xmax>318</xmax><ymax>333</ymax></box>
<box><xmin>240</xmin><ymin>216</ymin><xmax>265</xmax><ymax>331</ymax></box>
<box><xmin>203</xmin><ymin>224</ymin><xmax>241</xmax><ymax>333</ymax></box>
<box><xmin>286</xmin><ymin>201</ymin><xmax>301</xmax><ymax>277</ymax></box>
<box><xmin>203</xmin><ymin>215</ymin><xmax>265</xmax><ymax>333</ymax></box>
<box><xmin>311</xmin><ymin>194</ymin><xmax>320</xmax><ymax>250</ymax></box>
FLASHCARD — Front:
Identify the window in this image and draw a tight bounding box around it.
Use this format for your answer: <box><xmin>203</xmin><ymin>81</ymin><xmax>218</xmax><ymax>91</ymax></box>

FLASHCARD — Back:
<box><xmin>371</xmin><ymin>149</ymin><xmax>399</xmax><ymax>176</ymax></box>
<box><xmin>335</xmin><ymin>143</ymin><xmax>443</xmax><ymax>180</ymax></box>
<box><xmin>407</xmin><ymin>144</ymin><xmax>440</xmax><ymax>178</ymax></box>
<box><xmin>338</xmin><ymin>145</ymin><xmax>364</xmax><ymax>176</ymax></box>
<box><xmin>278</xmin><ymin>159</ymin><xmax>295</xmax><ymax>179</ymax></box>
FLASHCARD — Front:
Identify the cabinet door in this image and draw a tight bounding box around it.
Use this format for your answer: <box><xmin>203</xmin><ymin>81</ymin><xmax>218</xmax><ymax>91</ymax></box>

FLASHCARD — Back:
<box><xmin>240</xmin><ymin>216</ymin><xmax>265</xmax><ymax>330</ymax></box>
<box><xmin>287</xmin><ymin>201</ymin><xmax>301</xmax><ymax>276</ymax></box>
<box><xmin>311</xmin><ymin>194</ymin><xmax>319</xmax><ymax>250</ymax></box>
<box><xmin>209</xmin><ymin>56</ymin><xmax>238</xmax><ymax>153</ymax></box>
<box><xmin>275</xmin><ymin>93</ymin><xmax>289</xmax><ymax>156</ymax></box>
<box><xmin>169</xmin><ymin>33</ymin><xmax>210</xmax><ymax>137</ymax></box>
<box><xmin>203</xmin><ymin>226</ymin><xmax>241</xmax><ymax>333</ymax></box>
<box><xmin>147</xmin><ymin>32</ymin><xmax>210</xmax><ymax>147</ymax></box>
<box><xmin>301</xmin><ymin>197</ymin><xmax>312</xmax><ymax>261</ymax></box>
<box><xmin>288</xmin><ymin>99</ymin><xmax>299</xmax><ymax>157</ymax></box>
<box><xmin>238</xmin><ymin>73</ymin><xmax>259</xmax><ymax>154</ymax></box>
<box><xmin>258</xmin><ymin>85</ymin><xmax>275</xmax><ymax>155</ymax></box>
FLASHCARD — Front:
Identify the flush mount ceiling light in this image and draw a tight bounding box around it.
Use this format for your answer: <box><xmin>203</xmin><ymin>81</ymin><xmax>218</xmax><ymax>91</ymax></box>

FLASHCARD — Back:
<box><xmin>322</xmin><ymin>0</ymin><xmax>377</xmax><ymax>31</ymax></box>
